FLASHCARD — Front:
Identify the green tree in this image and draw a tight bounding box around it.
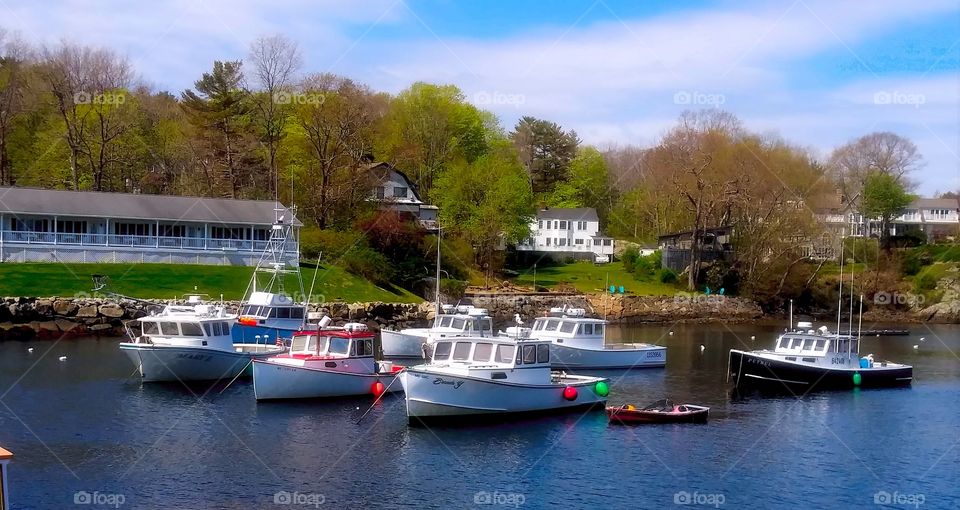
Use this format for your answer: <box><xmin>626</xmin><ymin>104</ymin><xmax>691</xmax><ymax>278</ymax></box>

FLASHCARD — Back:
<box><xmin>434</xmin><ymin>139</ymin><xmax>534</xmax><ymax>276</ymax></box>
<box><xmin>510</xmin><ymin>116</ymin><xmax>579</xmax><ymax>195</ymax></box>
<box><xmin>376</xmin><ymin>82</ymin><xmax>487</xmax><ymax>200</ymax></box>
<box><xmin>181</xmin><ymin>61</ymin><xmax>256</xmax><ymax>198</ymax></box>
<box><xmin>547</xmin><ymin>146</ymin><xmax>613</xmax><ymax>221</ymax></box>
<box><xmin>860</xmin><ymin>171</ymin><xmax>914</xmax><ymax>250</ymax></box>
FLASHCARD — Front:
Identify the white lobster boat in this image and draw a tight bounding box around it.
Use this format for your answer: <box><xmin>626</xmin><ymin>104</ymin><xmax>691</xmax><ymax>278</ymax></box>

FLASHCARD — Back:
<box><xmin>380</xmin><ymin>305</ymin><xmax>494</xmax><ymax>359</ymax></box>
<box><xmin>504</xmin><ymin>307</ymin><xmax>666</xmax><ymax>370</ymax></box>
<box><xmin>253</xmin><ymin>321</ymin><xmax>404</xmax><ymax>400</ymax></box>
<box><xmin>120</xmin><ymin>297</ymin><xmax>285</xmax><ymax>383</ymax></box>
<box><xmin>401</xmin><ymin>336</ymin><xmax>609</xmax><ymax>424</ymax></box>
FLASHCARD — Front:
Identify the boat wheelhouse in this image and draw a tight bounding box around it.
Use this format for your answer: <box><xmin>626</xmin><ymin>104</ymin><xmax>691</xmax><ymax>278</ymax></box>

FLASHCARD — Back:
<box><xmin>120</xmin><ymin>297</ymin><xmax>285</xmax><ymax>382</ymax></box>
<box><xmin>728</xmin><ymin>322</ymin><xmax>913</xmax><ymax>392</ymax></box>
<box><xmin>380</xmin><ymin>305</ymin><xmax>494</xmax><ymax>359</ymax></box>
<box><xmin>509</xmin><ymin>307</ymin><xmax>666</xmax><ymax>370</ymax></box>
<box><xmin>401</xmin><ymin>335</ymin><xmax>609</xmax><ymax>424</ymax></box>
<box><xmin>253</xmin><ymin>322</ymin><xmax>403</xmax><ymax>400</ymax></box>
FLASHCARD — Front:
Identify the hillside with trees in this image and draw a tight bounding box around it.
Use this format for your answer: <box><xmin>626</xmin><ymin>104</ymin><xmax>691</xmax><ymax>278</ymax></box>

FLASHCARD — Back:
<box><xmin>0</xmin><ymin>28</ymin><xmax>953</xmax><ymax>311</ymax></box>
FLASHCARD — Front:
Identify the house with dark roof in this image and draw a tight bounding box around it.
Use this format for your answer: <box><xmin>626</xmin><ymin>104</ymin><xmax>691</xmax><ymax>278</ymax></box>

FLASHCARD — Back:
<box><xmin>366</xmin><ymin>162</ymin><xmax>438</xmax><ymax>231</ymax></box>
<box><xmin>515</xmin><ymin>207</ymin><xmax>614</xmax><ymax>262</ymax></box>
<box><xmin>0</xmin><ymin>187</ymin><xmax>300</xmax><ymax>266</ymax></box>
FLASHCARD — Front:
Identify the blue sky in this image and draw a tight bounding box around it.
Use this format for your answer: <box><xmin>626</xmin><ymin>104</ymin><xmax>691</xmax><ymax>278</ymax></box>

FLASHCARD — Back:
<box><xmin>3</xmin><ymin>0</ymin><xmax>958</xmax><ymax>194</ymax></box>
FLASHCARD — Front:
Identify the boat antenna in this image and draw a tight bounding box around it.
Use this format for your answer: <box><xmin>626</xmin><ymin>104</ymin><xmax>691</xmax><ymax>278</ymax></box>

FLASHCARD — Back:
<box><xmin>857</xmin><ymin>294</ymin><xmax>864</xmax><ymax>354</ymax></box>
<box><xmin>788</xmin><ymin>299</ymin><xmax>793</xmax><ymax>331</ymax></box>
<box><xmin>836</xmin><ymin>237</ymin><xmax>844</xmax><ymax>337</ymax></box>
<box><xmin>305</xmin><ymin>251</ymin><xmax>323</xmax><ymax>315</ymax></box>
<box><xmin>848</xmin><ymin>231</ymin><xmax>855</xmax><ymax>338</ymax></box>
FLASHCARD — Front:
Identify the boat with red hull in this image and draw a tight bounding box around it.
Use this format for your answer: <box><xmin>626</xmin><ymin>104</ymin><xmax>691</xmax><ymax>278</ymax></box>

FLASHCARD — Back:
<box><xmin>607</xmin><ymin>400</ymin><xmax>709</xmax><ymax>424</ymax></box>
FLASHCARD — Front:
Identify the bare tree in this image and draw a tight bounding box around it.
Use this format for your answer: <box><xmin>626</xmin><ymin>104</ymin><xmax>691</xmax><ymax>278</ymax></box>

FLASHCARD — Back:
<box><xmin>248</xmin><ymin>34</ymin><xmax>301</xmax><ymax>198</ymax></box>
<box><xmin>39</xmin><ymin>41</ymin><xmax>132</xmax><ymax>190</ymax></box>
<box><xmin>828</xmin><ymin>131</ymin><xmax>923</xmax><ymax>201</ymax></box>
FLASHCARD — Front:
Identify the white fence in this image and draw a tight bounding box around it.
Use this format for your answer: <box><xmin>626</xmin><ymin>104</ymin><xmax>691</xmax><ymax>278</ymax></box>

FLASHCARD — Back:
<box><xmin>0</xmin><ymin>246</ymin><xmax>297</xmax><ymax>266</ymax></box>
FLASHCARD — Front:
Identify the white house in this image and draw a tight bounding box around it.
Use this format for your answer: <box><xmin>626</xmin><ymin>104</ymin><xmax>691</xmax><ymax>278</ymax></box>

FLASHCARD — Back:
<box><xmin>0</xmin><ymin>186</ymin><xmax>300</xmax><ymax>266</ymax></box>
<box><xmin>367</xmin><ymin>162</ymin><xmax>438</xmax><ymax>231</ymax></box>
<box><xmin>515</xmin><ymin>208</ymin><xmax>614</xmax><ymax>262</ymax></box>
<box><xmin>891</xmin><ymin>198</ymin><xmax>959</xmax><ymax>240</ymax></box>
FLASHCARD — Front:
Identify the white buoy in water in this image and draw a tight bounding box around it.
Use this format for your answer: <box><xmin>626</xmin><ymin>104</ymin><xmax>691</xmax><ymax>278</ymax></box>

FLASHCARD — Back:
<box><xmin>28</xmin><ymin>347</ymin><xmax>34</xmax><ymax>353</ymax></box>
<box><xmin>913</xmin><ymin>345</ymin><xmax>919</xmax><ymax>350</ymax></box>
<box><xmin>920</xmin><ymin>337</ymin><xmax>926</xmax><ymax>342</ymax></box>
<box><xmin>750</xmin><ymin>335</ymin><xmax>756</xmax><ymax>340</ymax></box>
<box><xmin>58</xmin><ymin>356</ymin><xmax>67</xmax><ymax>361</ymax></box>
<box><xmin>700</xmin><ymin>344</ymin><xmax>705</xmax><ymax>352</ymax></box>
<box><xmin>669</xmin><ymin>331</ymin><xmax>674</xmax><ymax>336</ymax></box>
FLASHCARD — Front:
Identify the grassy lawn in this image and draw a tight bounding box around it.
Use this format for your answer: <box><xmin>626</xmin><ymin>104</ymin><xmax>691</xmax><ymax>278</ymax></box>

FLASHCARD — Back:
<box><xmin>511</xmin><ymin>261</ymin><xmax>681</xmax><ymax>295</ymax></box>
<box><xmin>0</xmin><ymin>263</ymin><xmax>423</xmax><ymax>303</ymax></box>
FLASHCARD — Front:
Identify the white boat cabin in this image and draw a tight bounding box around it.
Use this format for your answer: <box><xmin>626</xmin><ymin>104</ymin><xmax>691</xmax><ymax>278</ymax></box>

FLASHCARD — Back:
<box><xmin>430</xmin><ymin>305</ymin><xmax>494</xmax><ymax>338</ymax></box>
<box><xmin>773</xmin><ymin>323</ymin><xmax>857</xmax><ymax>357</ymax></box>
<box><xmin>518</xmin><ymin>307</ymin><xmax>605</xmax><ymax>347</ymax></box>
<box><xmin>239</xmin><ymin>291</ymin><xmax>306</xmax><ymax>321</ymax></box>
<box><xmin>426</xmin><ymin>337</ymin><xmax>557</xmax><ymax>384</ymax></box>
<box><xmin>287</xmin><ymin>324</ymin><xmax>376</xmax><ymax>359</ymax></box>
<box><xmin>133</xmin><ymin>300</ymin><xmax>238</xmax><ymax>349</ymax></box>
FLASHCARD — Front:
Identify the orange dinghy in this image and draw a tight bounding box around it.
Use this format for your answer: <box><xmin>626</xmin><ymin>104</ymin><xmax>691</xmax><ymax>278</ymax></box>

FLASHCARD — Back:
<box><xmin>607</xmin><ymin>399</ymin><xmax>709</xmax><ymax>424</ymax></box>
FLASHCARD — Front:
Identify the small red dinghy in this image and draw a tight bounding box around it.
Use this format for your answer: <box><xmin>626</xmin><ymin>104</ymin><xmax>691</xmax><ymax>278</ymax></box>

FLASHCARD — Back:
<box><xmin>607</xmin><ymin>399</ymin><xmax>709</xmax><ymax>424</ymax></box>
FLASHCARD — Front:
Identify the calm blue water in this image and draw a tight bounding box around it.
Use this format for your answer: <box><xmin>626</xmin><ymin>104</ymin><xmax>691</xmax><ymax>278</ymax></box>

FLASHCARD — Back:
<box><xmin>1</xmin><ymin>323</ymin><xmax>958</xmax><ymax>509</ymax></box>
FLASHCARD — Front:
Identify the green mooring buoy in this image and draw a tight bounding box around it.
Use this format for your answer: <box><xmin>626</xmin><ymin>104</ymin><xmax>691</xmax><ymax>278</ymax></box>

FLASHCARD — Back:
<box><xmin>852</xmin><ymin>372</ymin><xmax>862</xmax><ymax>386</ymax></box>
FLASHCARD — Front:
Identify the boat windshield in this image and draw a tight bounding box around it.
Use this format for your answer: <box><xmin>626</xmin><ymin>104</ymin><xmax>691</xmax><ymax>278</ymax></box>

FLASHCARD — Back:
<box><xmin>142</xmin><ymin>321</ymin><xmax>160</xmax><ymax>335</ymax></box>
<box><xmin>559</xmin><ymin>322</ymin><xmax>576</xmax><ymax>334</ymax></box>
<box><xmin>473</xmin><ymin>343</ymin><xmax>493</xmax><ymax>362</ymax></box>
<box><xmin>451</xmin><ymin>318</ymin><xmax>467</xmax><ymax>330</ymax></box>
<box><xmin>180</xmin><ymin>323</ymin><xmax>204</xmax><ymax>337</ymax></box>
<box><xmin>158</xmin><ymin>322</ymin><xmax>179</xmax><ymax>336</ymax></box>
<box><xmin>291</xmin><ymin>334</ymin><xmax>316</xmax><ymax>353</ymax></box>
<box><xmin>433</xmin><ymin>341</ymin><xmax>452</xmax><ymax>361</ymax></box>
<box><xmin>328</xmin><ymin>337</ymin><xmax>350</xmax><ymax>355</ymax></box>
<box><xmin>495</xmin><ymin>344</ymin><xmax>515</xmax><ymax>363</ymax></box>
<box><xmin>435</xmin><ymin>316</ymin><xmax>453</xmax><ymax>328</ymax></box>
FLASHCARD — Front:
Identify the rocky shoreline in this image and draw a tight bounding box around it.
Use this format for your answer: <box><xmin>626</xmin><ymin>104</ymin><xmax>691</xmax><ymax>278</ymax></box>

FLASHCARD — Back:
<box><xmin>0</xmin><ymin>290</ymin><xmax>954</xmax><ymax>340</ymax></box>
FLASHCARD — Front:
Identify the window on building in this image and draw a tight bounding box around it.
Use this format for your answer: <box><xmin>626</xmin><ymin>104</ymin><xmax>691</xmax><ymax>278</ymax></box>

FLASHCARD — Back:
<box><xmin>603</xmin><ymin>239</ymin><xmax>612</xmax><ymax>246</ymax></box>
<box><xmin>538</xmin><ymin>220</ymin><xmax>543</xmax><ymax>229</ymax></box>
<box><xmin>558</xmin><ymin>220</ymin><xmax>567</xmax><ymax>230</ymax></box>
<box><xmin>575</xmin><ymin>238</ymin><xmax>584</xmax><ymax>245</ymax></box>
<box><xmin>114</xmin><ymin>223</ymin><xmax>152</xmax><ymax>236</ymax></box>
<box><xmin>393</xmin><ymin>186</ymin><xmax>407</xmax><ymax>198</ymax></box>
<box><xmin>546</xmin><ymin>220</ymin><xmax>552</xmax><ymax>229</ymax></box>
<box><xmin>252</xmin><ymin>228</ymin><xmax>270</xmax><ymax>241</ymax></box>
<box><xmin>375</xmin><ymin>186</ymin><xmax>385</xmax><ymax>199</ymax></box>
<box><xmin>158</xmin><ymin>225</ymin><xmax>185</xmax><ymax>237</ymax></box>
<box><xmin>558</xmin><ymin>238</ymin><xmax>566</xmax><ymax>246</ymax></box>
<box><xmin>210</xmin><ymin>227</ymin><xmax>248</xmax><ymax>239</ymax></box>
<box><xmin>593</xmin><ymin>239</ymin><xmax>601</xmax><ymax>246</ymax></box>
<box><xmin>11</xmin><ymin>218</ymin><xmax>51</xmax><ymax>232</ymax></box>
<box><xmin>56</xmin><ymin>220</ymin><xmax>88</xmax><ymax>234</ymax></box>
<box><xmin>577</xmin><ymin>221</ymin><xmax>587</xmax><ymax>230</ymax></box>
<box><xmin>546</xmin><ymin>238</ymin><xmax>551</xmax><ymax>246</ymax></box>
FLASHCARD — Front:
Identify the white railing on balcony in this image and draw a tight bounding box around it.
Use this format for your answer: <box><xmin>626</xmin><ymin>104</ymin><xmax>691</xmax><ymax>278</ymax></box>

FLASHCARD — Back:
<box><xmin>0</xmin><ymin>231</ymin><xmax>285</xmax><ymax>253</ymax></box>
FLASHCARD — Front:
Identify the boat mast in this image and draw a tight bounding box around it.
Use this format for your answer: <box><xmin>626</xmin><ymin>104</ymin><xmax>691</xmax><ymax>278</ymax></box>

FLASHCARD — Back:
<box><xmin>857</xmin><ymin>294</ymin><xmax>863</xmax><ymax>354</ymax></box>
<box><xmin>435</xmin><ymin>225</ymin><xmax>441</xmax><ymax>313</ymax></box>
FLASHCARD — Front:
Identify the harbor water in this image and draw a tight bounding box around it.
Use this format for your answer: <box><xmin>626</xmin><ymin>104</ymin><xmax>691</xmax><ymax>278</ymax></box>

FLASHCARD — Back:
<box><xmin>1</xmin><ymin>323</ymin><xmax>958</xmax><ymax>509</ymax></box>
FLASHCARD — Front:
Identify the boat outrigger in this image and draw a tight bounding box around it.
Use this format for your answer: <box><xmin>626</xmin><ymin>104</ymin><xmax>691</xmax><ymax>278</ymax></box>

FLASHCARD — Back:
<box><xmin>233</xmin><ymin>205</ymin><xmax>307</xmax><ymax>344</ymax></box>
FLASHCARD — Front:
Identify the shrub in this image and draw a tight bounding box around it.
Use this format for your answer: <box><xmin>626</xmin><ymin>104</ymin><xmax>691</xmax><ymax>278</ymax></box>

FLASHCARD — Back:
<box><xmin>343</xmin><ymin>247</ymin><xmax>394</xmax><ymax>286</ymax></box>
<box><xmin>439</xmin><ymin>278</ymin><xmax>468</xmax><ymax>300</ymax></box>
<box><xmin>299</xmin><ymin>227</ymin><xmax>365</xmax><ymax>262</ymax></box>
<box><xmin>621</xmin><ymin>247</ymin><xmax>640</xmax><ymax>273</ymax></box>
<box><xmin>914</xmin><ymin>272</ymin><xmax>938</xmax><ymax>293</ymax></box>
<box><xmin>658</xmin><ymin>268</ymin><xmax>678</xmax><ymax>284</ymax></box>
